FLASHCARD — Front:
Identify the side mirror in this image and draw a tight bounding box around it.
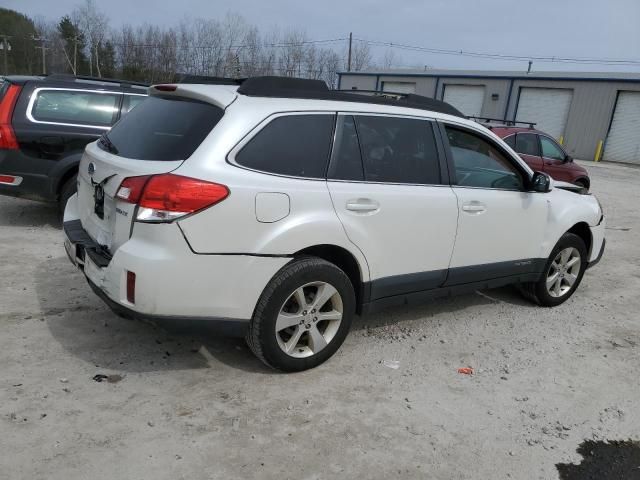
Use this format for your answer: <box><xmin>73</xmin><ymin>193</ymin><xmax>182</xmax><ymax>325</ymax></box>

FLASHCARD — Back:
<box><xmin>564</xmin><ymin>154</ymin><xmax>573</xmax><ymax>163</ymax></box>
<box><xmin>530</xmin><ymin>171</ymin><xmax>551</xmax><ymax>193</ymax></box>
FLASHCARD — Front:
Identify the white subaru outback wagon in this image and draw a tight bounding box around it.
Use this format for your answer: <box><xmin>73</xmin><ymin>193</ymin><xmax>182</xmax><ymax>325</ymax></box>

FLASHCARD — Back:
<box><xmin>63</xmin><ymin>76</ymin><xmax>606</xmax><ymax>371</ymax></box>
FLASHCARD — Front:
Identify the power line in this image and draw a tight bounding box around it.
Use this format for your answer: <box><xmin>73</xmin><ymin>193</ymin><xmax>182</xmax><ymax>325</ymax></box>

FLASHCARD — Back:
<box><xmin>354</xmin><ymin>37</ymin><xmax>640</xmax><ymax>66</ymax></box>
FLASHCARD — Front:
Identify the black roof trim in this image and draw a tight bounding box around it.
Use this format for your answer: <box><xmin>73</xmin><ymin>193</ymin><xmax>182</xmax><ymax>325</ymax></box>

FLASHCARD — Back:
<box><xmin>235</xmin><ymin>76</ymin><xmax>464</xmax><ymax>117</ymax></box>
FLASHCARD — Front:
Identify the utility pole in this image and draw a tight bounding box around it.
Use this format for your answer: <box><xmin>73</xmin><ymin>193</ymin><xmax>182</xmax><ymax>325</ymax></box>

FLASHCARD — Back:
<box><xmin>33</xmin><ymin>36</ymin><xmax>47</xmax><ymax>74</ymax></box>
<box><xmin>347</xmin><ymin>32</ymin><xmax>352</xmax><ymax>72</ymax></box>
<box><xmin>73</xmin><ymin>36</ymin><xmax>78</xmax><ymax>75</ymax></box>
<box><xmin>0</xmin><ymin>35</ymin><xmax>11</xmax><ymax>75</ymax></box>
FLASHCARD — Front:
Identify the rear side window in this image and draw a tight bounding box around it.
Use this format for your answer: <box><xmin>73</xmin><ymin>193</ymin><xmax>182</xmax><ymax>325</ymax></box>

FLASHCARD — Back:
<box><xmin>236</xmin><ymin>114</ymin><xmax>334</xmax><ymax>178</ymax></box>
<box><xmin>328</xmin><ymin>116</ymin><xmax>364</xmax><ymax>181</ymax></box>
<box><xmin>31</xmin><ymin>89</ymin><xmax>120</xmax><ymax>126</ymax></box>
<box><xmin>515</xmin><ymin>133</ymin><xmax>541</xmax><ymax>156</ymax></box>
<box><xmin>354</xmin><ymin>115</ymin><xmax>441</xmax><ymax>184</ymax></box>
<box><xmin>102</xmin><ymin>96</ymin><xmax>223</xmax><ymax>161</ymax></box>
<box><xmin>503</xmin><ymin>135</ymin><xmax>516</xmax><ymax>149</ymax></box>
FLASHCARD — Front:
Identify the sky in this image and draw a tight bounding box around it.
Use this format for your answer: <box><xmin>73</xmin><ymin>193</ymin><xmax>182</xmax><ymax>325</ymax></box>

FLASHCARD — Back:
<box><xmin>3</xmin><ymin>0</ymin><xmax>640</xmax><ymax>73</ymax></box>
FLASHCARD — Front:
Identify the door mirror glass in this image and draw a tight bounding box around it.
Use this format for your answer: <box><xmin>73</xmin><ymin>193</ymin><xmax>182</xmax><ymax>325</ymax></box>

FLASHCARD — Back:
<box><xmin>531</xmin><ymin>171</ymin><xmax>551</xmax><ymax>192</ymax></box>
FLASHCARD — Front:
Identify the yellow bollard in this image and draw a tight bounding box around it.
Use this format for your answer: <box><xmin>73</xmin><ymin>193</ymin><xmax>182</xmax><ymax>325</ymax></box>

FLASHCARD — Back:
<box><xmin>559</xmin><ymin>135</ymin><xmax>564</xmax><ymax>146</ymax></box>
<box><xmin>594</xmin><ymin>140</ymin><xmax>603</xmax><ymax>162</ymax></box>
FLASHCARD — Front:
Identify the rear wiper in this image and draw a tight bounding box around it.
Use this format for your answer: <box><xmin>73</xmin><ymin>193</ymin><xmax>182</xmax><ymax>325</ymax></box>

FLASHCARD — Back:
<box><xmin>98</xmin><ymin>134</ymin><xmax>118</xmax><ymax>154</ymax></box>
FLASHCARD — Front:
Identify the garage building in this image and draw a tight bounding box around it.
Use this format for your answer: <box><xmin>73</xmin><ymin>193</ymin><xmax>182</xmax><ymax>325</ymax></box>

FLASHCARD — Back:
<box><xmin>338</xmin><ymin>69</ymin><xmax>640</xmax><ymax>164</ymax></box>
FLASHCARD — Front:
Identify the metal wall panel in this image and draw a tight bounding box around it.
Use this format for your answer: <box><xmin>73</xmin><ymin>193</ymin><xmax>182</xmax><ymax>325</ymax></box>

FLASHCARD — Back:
<box><xmin>604</xmin><ymin>92</ymin><xmax>640</xmax><ymax>164</ymax></box>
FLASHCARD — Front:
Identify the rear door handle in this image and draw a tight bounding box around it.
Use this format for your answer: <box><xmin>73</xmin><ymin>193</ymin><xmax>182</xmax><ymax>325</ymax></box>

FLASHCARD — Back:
<box><xmin>346</xmin><ymin>198</ymin><xmax>379</xmax><ymax>213</ymax></box>
<box><xmin>461</xmin><ymin>202</ymin><xmax>486</xmax><ymax>213</ymax></box>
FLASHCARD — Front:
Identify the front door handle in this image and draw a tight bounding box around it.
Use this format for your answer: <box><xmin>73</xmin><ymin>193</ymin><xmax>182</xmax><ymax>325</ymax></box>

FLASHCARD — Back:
<box><xmin>346</xmin><ymin>198</ymin><xmax>379</xmax><ymax>213</ymax></box>
<box><xmin>461</xmin><ymin>202</ymin><xmax>486</xmax><ymax>213</ymax></box>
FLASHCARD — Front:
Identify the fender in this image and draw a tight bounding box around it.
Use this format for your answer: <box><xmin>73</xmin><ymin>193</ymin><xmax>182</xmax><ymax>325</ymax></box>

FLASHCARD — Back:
<box><xmin>48</xmin><ymin>151</ymin><xmax>84</xmax><ymax>198</ymax></box>
<box><xmin>540</xmin><ymin>187</ymin><xmax>601</xmax><ymax>258</ymax></box>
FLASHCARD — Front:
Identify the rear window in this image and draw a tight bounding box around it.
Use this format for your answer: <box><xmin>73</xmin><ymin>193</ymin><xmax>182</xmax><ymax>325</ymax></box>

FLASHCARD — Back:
<box><xmin>102</xmin><ymin>96</ymin><xmax>223</xmax><ymax>161</ymax></box>
<box><xmin>31</xmin><ymin>89</ymin><xmax>120</xmax><ymax>126</ymax></box>
<box><xmin>235</xmin><ymin>114</ymin><xmax>334</xmax><ymax>178</ymax></box>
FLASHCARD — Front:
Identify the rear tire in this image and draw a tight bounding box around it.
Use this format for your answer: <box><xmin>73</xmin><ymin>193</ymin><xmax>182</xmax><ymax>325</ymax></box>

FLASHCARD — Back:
<box><xmin>246</xmin><ymin>256</ymin><xmax>355</xmax><ymax>372</ymax></box>
<box><xmin>58</xmin><ymin>175</ymin><xmax>77</xmax><ymax>216</ymax></box>
<box><xmin>519</xmin><ymin>233</ymin><xmax>587</xmax><ymax>307</ymax></box>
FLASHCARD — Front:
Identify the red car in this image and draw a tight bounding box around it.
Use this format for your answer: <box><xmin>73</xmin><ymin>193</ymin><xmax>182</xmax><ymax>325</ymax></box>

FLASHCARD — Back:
<box><xmin>489</xmin><ymin>125</ymin><xmax>590</xmax><ymax>190</ymax></box>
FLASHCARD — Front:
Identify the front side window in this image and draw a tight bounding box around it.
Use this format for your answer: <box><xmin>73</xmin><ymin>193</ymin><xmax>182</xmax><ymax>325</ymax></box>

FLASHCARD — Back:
<box><xmin>353</xmin><ymin>115</ymin><xmax>441</xmax><ymax>184</ymax></box>
<box><xmin>445</xmin><ymin>126</ymin><xmax>523</xmax><ymax>190</ymax></box>
<box><xmin>540</xmin><ymin>136</ymin><xmax>566</xmax><ymax>161</ymax></box>
<box><xmin>236</xmin><ymin>114</ymin><xmax>334</xmax><ymax>179</ymax></box>
<box><xmin>31</xmin><ymin>89</ymin><xmax>120</xmax><ymax>126</ymax></box>
<box><xmin>515</xmin><ymin>133</ymin><xmax>541</xmax><ymax>156</ymax></box>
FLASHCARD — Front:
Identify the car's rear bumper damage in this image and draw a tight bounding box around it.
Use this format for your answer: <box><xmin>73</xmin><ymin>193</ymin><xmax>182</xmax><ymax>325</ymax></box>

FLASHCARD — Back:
<box><xmin>63</xmin><ymin>194</ymin><xmax>288</xmax><ymax>335</ymax></box>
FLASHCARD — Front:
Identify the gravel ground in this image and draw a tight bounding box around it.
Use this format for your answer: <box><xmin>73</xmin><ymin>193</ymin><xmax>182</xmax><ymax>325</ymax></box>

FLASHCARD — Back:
<box><xmin>1</xmin><ymin>160</ymin><xmax>638</xmax><ymax>480</ymax></box>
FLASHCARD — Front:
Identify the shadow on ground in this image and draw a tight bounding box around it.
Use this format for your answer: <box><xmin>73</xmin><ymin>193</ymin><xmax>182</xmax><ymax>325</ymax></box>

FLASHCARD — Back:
<box><xmin>0</xmin><ymin>197</ymin><xmax>60</xmax><ymax>228</ymax></box>
<box><xmin>35</xmin><ymin>254</ymin><xmax>536</xmax><ymax>375</ymax></box>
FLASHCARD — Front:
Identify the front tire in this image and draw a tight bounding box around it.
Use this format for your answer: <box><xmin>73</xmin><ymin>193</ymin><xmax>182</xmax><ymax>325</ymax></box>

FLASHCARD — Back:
<box><xmin>246</xmin><ymin>257</ymin><xmax>355</xmax><ymax>372</ymax></box>
<box><xmin>519</xmin><ymin>233</ymin><xmax>588</xmax><ymax>307</ymax></box>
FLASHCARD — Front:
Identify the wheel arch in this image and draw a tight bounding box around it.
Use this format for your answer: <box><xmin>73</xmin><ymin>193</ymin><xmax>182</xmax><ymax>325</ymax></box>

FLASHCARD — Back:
<box><xmin>567</xmin><ymin>222</ymin><xmax>592</xmax><ymax>257</ymax></box>
<box><xmin>294</xmin><ymin>244</ymin><xmax>367</xmax><ymax>313</ymax></box>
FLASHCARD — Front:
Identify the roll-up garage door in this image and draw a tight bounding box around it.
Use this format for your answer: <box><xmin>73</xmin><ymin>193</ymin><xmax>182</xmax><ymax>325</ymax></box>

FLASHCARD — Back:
<box><xmin>442</xmin><ymin>85</ymin><xmax>485</xmax><ymax>117</ymax></box>
<box><xmin>381</xmin><ymin>81</ymin><xmax>416</xmax><ymax>94</ymax></box>
<box><xmin>603</xmin><ymin>92</ymin><xmax>640</xmax><ymax>165</ymax></box>
<box><xmin>515</xmin><ymin>88</ymin><xmax>573</xmax><ymax>141</ymax></box>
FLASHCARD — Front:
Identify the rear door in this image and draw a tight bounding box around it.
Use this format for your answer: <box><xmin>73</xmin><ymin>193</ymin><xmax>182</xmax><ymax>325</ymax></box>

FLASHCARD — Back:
<box><xmin>514</xmin><ymin>132</ymin><xmax>544</xmax><ymax>171</ymax></box>
<box><xmin>77</xmin><ymin>94</ymin><xmax>225</xmax><ymax>252</ymax></box>
<box><xmin>327</xmin><ymin>114</ymin><xmax>458</xmax><ymax>300</ymax></box>
<box><xmin>539</xmin><ymin>135</ymin><xmax>572</xmax><ymax>182</ymax></box>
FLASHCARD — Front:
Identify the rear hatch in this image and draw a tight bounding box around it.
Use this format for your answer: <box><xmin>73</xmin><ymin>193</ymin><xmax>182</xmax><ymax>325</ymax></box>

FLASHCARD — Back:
<box><xmin>77</xmin><ymin>86</ymin><xmax>232</xmax><ymax>253</ymax></box>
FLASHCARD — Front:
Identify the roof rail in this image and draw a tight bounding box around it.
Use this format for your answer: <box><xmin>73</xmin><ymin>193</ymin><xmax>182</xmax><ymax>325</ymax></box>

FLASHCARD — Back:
<box><xmin>44</xmin><ymin>74</ymin><xmax>149</xmax><ymax>88</ymax></box>
<box><xmin>231</xmin><ymin>77</ymin><xmax>464</xmax><ymax>117</ymax></box>
<box><xmin>174</xmin><ymin>74</ymin><xmax>243</xmax><ymax>85</ymax></box>
<box><xmin>469</xmin><ymin>116</ymin><xmax>536</xmax><ymax>129</ymax></box>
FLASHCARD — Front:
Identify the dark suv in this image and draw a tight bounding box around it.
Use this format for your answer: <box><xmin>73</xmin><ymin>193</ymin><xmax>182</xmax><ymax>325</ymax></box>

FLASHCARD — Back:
<box><xmin>0</xmin><ymin>74</ymin><xmax>147</xmax><ymax>211</ymax></box>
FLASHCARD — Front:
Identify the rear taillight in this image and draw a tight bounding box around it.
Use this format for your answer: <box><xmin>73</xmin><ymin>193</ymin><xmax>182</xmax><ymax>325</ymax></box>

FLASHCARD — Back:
<box><xmin>0</xmin><ymin>84</ymin><xmax>21</xmax><ymax>150</ymax></box>
<box><xmin>116</xmin><ymin>174</ymin><xmax>229</xmax><ymax>223</ymax></box>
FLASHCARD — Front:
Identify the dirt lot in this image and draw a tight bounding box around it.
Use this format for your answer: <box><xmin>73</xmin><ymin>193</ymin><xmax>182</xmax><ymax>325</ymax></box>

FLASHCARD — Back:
<box><xmin>1</xmin><ymin>161</ymin><xmax>638</xmax><ymax>480</ymax></box>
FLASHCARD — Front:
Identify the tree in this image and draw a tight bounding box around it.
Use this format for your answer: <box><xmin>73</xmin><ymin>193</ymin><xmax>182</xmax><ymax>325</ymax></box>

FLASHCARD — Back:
<box><xmin>0</xmin><ymin>8</ymin><xmax>38</xmax><ymax>75</ymax></box>
<box><xmin>57</xmin><ymin>15</ymin><xmax>87</xmax><ymax>74</ymax></box>
<box><xmin>73</xmin><ymin>0</ymin><xmax>108</xmax><ymax>76</ymax></box>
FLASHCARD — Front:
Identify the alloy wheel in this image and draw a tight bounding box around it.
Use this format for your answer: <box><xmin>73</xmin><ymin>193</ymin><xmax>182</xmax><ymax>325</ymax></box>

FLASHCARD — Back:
<box><xmin>546</xmin><ymin>247</ymin><xmax>581</xmax><ymax>298</ymax></box>
<box><xmin>275</xmin><ymin>282</ymin><xmax>343</xmax><ymax>358</ymax></box>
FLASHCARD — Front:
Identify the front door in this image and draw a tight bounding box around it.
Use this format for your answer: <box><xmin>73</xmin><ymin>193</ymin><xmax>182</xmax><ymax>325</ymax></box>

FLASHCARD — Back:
<box><xmin>441</xmin><ymin>124</ymin><xmax>549</xmax><ymax>284</ymax></box>
<box><xmin>327</xmin><ymin>114</ymin><xmax>459</xmax><ymax>300</ymax></box>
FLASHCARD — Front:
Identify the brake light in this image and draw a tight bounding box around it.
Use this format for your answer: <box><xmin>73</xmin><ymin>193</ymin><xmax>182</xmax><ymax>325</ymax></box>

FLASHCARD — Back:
<box><xmin>116</xmin><ymin>175</ymin><xmax>151</xmax><ymax>203</ymax></box>
<box><xmin>116</xmin><ymin>174</ymin><xmax>229</xmax><ymax>223</ymax></box>
<box><xmin>0</xmin><ymin>84</ymin><xmax>21</xmax><ymax>150</ymax></box>
<box><xmin>154</xmin><ymin>84</ymin><xmax>177</xmax><ymax>92</ymax></box>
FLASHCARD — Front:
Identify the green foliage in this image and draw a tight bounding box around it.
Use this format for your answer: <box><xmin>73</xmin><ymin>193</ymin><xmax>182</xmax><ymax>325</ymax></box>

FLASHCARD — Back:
<box><xmin>0</xmin><ymin>8</ymin><xmax>38</xmax><ymax>75</ymax></box>
<box><xmin>57</xmin><ymin>15</ymin><xmax>88</xmax><ymax>75</ymax></box>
